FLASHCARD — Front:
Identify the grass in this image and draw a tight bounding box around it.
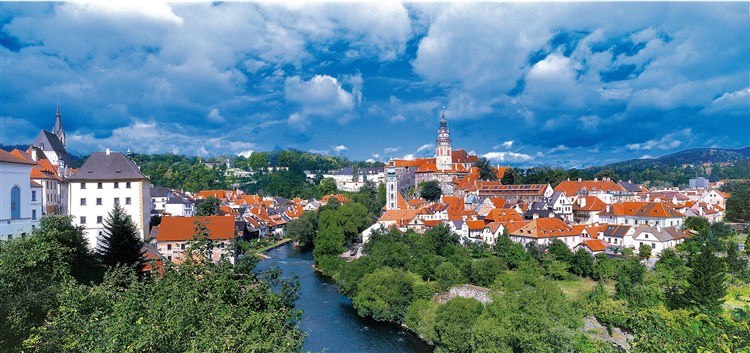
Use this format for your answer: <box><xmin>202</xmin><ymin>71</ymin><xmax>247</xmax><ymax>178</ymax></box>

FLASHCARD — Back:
<box><xmin>253</xmin><ymin>238</ymin><xmax>291</xmax><ymax>253</ymax></box>
<box><xmin>725</xmin><ymin>283</ymin><xmax>750</xmax><ymax>309</ymax></box>
<box><xmin>555</xmin><ymin>277</ymin><xmax>614</xmax><ymax>300</ymax></box>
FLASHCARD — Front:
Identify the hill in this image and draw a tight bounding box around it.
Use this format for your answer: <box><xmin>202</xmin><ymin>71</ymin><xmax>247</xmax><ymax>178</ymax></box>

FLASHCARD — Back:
<box><xmin>591</xmin><ymin>147</ymin><xmax>750</xmax><ymax>172</ymax></box>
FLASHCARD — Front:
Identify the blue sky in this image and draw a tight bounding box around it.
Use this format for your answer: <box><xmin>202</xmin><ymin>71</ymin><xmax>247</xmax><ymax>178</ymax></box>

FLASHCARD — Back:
<box><xmin>1</xmin><ymin>2</ymin><xmax>748</xmax><ymax>168</ymax></box>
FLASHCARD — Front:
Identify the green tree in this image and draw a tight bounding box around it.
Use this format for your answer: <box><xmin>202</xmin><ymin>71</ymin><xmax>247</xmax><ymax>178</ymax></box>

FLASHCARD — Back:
<box><xmin>196</xmin><ymin>195</ymin><xmax>221</xmax><ymax>216</ymax></box>
<box><xmin>435</xmin><ymin>262</ymin><xmax>464</xmax><ymax>291</ymax></box>
<box><xmin>547</xmin><ymin>239</ymin><xmax>574</xmax><ymax>263</ymax></box>
<box><xmin>684</xmin><ymin>216</ymin><xmax>709</xmax><ymax>233</ymax></box>
<box><xmin>0</xmin><ymin>215</ymin><xmax>98</xmax><ymax>352</ymax></box>
<box><xmin>286</xmin><ymin>211</ymin><xmax>317</xmax><ymax>248</ymax></box>
<box><xmin>97</xmin><ymin>204</ymin><xmax>145</xmax><ymax>271</ymax></box>
<box><xmin>501</xmin><ymin>167</ymin><xmax>521</xmax><ymax>185</ymax></box>
<box><xmin>725</xmin><ymin>181</ymin><xmax>750</xmax><ymax>222</ymax></box>
<box><xmin>474</xmin><ymin>157</ymin><xmax>499</xmax><ymax>181</ymax></box>
<box><xmin>434</xmin><ymin>297</ymin><xmax>484</xmax><ymax>353</ymax></box>
<box><xmin>493</xmin><ymin>231</ymin><xmax>530</xmax><ymax>269</ymax></box>
<box><xmin>638</xmin><ymin>243</ymin><xmax>652</xmax><ymax>259</ymax></box>
<box><xmin>353</xmin><ymin>267</ymin><xmax>417</xmax><ymax>322</ymax></box>
<box><xmin>318</xmin><ymin>177</ymin><xmax>337</xmax><ymax>197</ymax></box>
<box><xmin>420</xmin><ymin>180</ymin><xmax>442</xmax><ymax>202</ymax></box>
<box><xmin>653</xmin><ymin>248</ymin><xmax>690</xmax><ymax>309</ymax></box>
<box><xmin>684</xmin><ymin>243</ymin><xmax>727</xmax><ymax>313</ymax></box>
<box><xmin>468</xmin><ymin>257</ymin><xmax>507</xmax><ymax>287</ymax></box>
<box><xmin>570</xmin><ymin>248</ymin><xmax>594</xmax><ymax>277</ymax></box>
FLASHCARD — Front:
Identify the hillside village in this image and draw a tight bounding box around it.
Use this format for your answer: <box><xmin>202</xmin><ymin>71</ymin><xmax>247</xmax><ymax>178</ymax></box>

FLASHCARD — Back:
<box><xmin>0</xmin><ymin>105</ymin><xmax>741</xmax><ymax>266</ymax></box>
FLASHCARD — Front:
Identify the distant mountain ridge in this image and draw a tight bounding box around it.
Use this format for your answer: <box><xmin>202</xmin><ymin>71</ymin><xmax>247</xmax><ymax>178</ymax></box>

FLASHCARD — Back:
<box><xmin>589</xmin><ymin>146</ymin><xmax>750</xmax><ymax>172</ymax></box>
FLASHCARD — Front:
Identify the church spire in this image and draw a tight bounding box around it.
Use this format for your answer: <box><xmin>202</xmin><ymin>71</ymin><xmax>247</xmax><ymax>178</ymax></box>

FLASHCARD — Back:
<box><xmin>53</xmin><ymin>97</ymin><xmax>66</xmax><ymax>147</ymax></box>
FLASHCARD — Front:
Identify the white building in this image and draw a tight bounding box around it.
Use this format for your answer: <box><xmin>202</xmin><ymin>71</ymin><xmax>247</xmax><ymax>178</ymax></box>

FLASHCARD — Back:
<box><xmin>67</xmin><ymin>150</ymin><xmax>150</xmax><ymax>249</ymax></box>
<box><xmin>1</xmin><ymin>150</ymin><xmax>41</xmax><ymax>240</ymax></box>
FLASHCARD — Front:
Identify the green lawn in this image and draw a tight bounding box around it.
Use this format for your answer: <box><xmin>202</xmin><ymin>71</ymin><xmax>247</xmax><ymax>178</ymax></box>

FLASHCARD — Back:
<box><xmin>555</xmin><ymin>278</ymin><xmax>614</xmax><ymax>300</ymax></box>
<box><xmin>725</xmin><ymin>284</ymin><xmax>750</xmax><ymax>309</ymax></box>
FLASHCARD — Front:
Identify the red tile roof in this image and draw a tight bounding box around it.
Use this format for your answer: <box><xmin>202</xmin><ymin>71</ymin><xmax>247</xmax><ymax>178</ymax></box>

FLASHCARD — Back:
<box><xmin>578</xmin><ymin>239</ymin><xmax>607</xmax><ymax>252</ymax></box>
<box><xmin>554</xmin><ymin>180</ymin><xmax>625</xmax><ymax>196</ymax></box>
<box><xmin>510</xmin><ymin>218</ymin><xmax>581</xmax><ymax>238</ymax></box>
<box><xmin>156</xmin><ymin>216</ymin><xmax>235</xmax><ymax>241</ymax></box>
<box><xmin>0</xmin><ymin>149</ymin><xmax>37</xmax><ymax>165</ymax></box>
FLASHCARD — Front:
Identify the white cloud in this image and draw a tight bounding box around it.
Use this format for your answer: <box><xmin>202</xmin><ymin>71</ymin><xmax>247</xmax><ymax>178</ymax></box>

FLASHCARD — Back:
<box><xmin>371</xmin><ymin>153</ymin><xmax>380</xmax><ymax>159</ymax></box>
<box><xmin>626</xmin><ymin>128</ymin><xmax>692</xmax><ymax>151</ymax></box>
<box><xmin>384</xmin><ymin>147</ymin><xmax>400</xmax><ymax>154</ymax></box>
<box><xmin>417</xmin><ymin>143</ymin><xmax>434</xmax><ymax>153</ymax></box>
<box><xmin>333</xmin><ymin>145</ymin><xmax>348</xmax><ymax>153</ymax></box>
<box><xmin>578</xmin><ymin>115</ymin><xmax>601</xmax><ymax>129</ymax></box>
<box><xmin>482</xmin><ymin>151</ymin><xmax>533</xmax><ymax>163</ymax></box>
<box><xmin>207</xmin><ymin>108</ymin><xmax>225</xmax><ymax>123</ymax></box>
<box><xmin>284</xmin><ymin>75</ymin><xmax>356</xmax><ymax>120</ymax></box>
<box><xmin>287</xmin><ymin>113</ymin><xmax>310</xmax><ymax>131</ymax></box>
<box><xmin>639</xmin><ymin>154</ymin><xmax>654</xmax><ymax>159</ymax></box>
<box><xmin>365</xmin><ymin>158</ymin><xmax>376</xmax><ymax>163</ymax></box>
<box><xmin>702</xmin><ymin>87</ymin><xmax>750</xmax><ymax>114</ymax></box>
<box><xmin>402</xmin><ymin>153</ymin><xmax>416</xmax><ymax>160</ymax></box>
<box><xmin>390</xmin><ymin>114</ymin><xmax>407</xmax><ymax>123</ymax></box>
<box><xmin>549</xmin><ymin>144</ymin><xmax>569</xmax><ymax>153</ymax></box>
<box><xmin>497</xmin><ymin>140</ymin><xmax>514</xmax><ymax>149</ymax></box>
<box><xmin>237</xmin><ymin>150</ymin><xmax>253</xmax><ymax>158</ymax></box>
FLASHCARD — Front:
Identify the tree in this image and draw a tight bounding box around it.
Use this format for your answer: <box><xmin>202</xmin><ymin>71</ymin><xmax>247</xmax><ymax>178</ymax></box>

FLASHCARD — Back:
<box><xmin>434</xmin><ymin>297</ymin><xmax>484</xmax><ymax>353</ymax></box>
<box><xmin>683</xmin><ymin>243</ymin><xmax>727</xmax><ymax>313</ymax></box>
<box><xmin>353</xmin><ymin>267</ymin><xmax>417</xmax><ymax>322</ymax></box>
<box><xmin>684</xmin><ymin>216</ymin><xmax>709</xmax><ymax>233</ymax></box>
<box><xmin>548</xmin><ymin>239</ymin><xmax>574</xmax><ymax>263</ymax></box>
<box><xmin>501</xmin><ymin>167</ymin><xmax>521</xmax><ymax>185</ymax></box>
<box><xmin>570</xmin><ymin>248</ymin><xmax>594</xmax><ymax>277</ymax></box>
<box><xmin>286</xmin><ymin>211</ymin><xmax>317</xmax><ymax>248</ymax></box>
<box><xmin>196</xmin><ymin>195</ymin><xmax>221</xmax><ymax>216</ymax></box>
<box><xmin>725</xmin><ymin>181</ymin><xmax>750</xmax><ymax>222</ymax></box>
<box><xmin>639</xmin><ymin>243</ymin><xmax>652</xmax><ymax>259</ymax></box>
<box><xmin>420</xmin><ymin>180</ymin><xmax>442</xmax><ymax>202</ymax></box>
<box><xmin>653</xmin><ymin>248</ymin><xmax>690</xmax><ymax>309</ymax></box>
<box><xmin>474</xmin><ymin>157</ymin><xmax>498</xmax><ymax>181</ymax></box>
<box><xmin>435</xmin><ymin>262</ymin><xmax>464</xmax><ymax>291</ymax></box>
<box><xmin>468</xmin><ymin>257</ymin><xmax>507</xmax><ymax>287</ymax></box>
<box><xmin>97</xmin><ymin>204</ymin><xmax>145</xmax><ymax>271</ymax></box>
<box><xmin>594</xmin><ymin>169</ymin><xmax>619</xmax><ymax>181</ymax></box>
<box><xmin>318</xmin><ymin>177</ymin><xmax>337</xmax><ymax>197</ymax></box>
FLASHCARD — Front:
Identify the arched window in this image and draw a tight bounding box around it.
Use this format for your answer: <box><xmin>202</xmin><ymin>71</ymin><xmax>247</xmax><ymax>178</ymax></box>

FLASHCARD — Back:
<box><xmin>11</xmin><ymin>185</ymin><xmax>21</xmax><ymax>219</ymax></box>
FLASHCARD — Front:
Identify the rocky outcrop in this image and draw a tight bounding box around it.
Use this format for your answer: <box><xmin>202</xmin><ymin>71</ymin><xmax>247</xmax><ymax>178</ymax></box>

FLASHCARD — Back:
<box><xmin>434</xmin><ymin>284</ymin><xmax>493</xmax><ymax>305</ymax></box>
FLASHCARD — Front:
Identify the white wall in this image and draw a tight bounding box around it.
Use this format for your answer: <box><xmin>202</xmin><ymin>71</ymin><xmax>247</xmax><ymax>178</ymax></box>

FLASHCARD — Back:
<box><xmin>0</xmin><ymin>162</ymin><xmax>39</xmax><ymax>239</ymax></box>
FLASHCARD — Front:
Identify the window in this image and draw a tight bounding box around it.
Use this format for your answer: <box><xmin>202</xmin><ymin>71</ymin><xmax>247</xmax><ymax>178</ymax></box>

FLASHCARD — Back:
<box><xmin>10</xmin><ymin>186</ymin><xmax>20</xmax><ymax>219</ymax></box>
<box><xmin>167</xmin><ymin>256</ymin><xmax>172</xmax><ymax>261</ymax></box>
<box><xmin>97</xmin><ymin>216</ymin><xmax>103</xmax><ymax>224</ymax></box>
<box><xmin>125</xmin><ymin>197</ymin><xmax>131</xmax><ymax>205</ymax></box>
<box><xmin>81</xmin><ymin>182</ymin><xmax>86</xmax><ymax>189</ymax></box>
<box><xmin>645</xmin><ymin>234</ymin><xmax>648</xmax><ymax>239</ymax></box>
<box><xmin>167</xmin><ymin>244</ymin><xmax>172</xmax><ymax>250</ymax></box>
<box><xmin>126</xmin><ymin>182</ymin><xmax>131</xmax><ymax>189</ymax></box>
<box><xmin>32</xmin><ymin>210</ymin><xmax>37</xmax><ymax>220</ymax></box>
<box><xmin>96</xmin><ymin>198</ymin><xmax>102</xmax><ymax>205</ymax></box>
<box><xmin>80</xmin><ymin>198</ymin><xmax>87</xmax><ymax>206</ymax></box>
<box><xmin>651</xmin><ymin>243</ymin><xmax>655</xmax><ymax>249</ymax></box>
<box><xmin>7</xmin><ymin>234</ymin><xmax>12</xmax><ymax>240</ymax></box>
<box><xmin>80</xmin><ymin>216</ymin><xmax>87</xmax><ymax>224</ymax></box>
<box><xmin>21</xmin><ymin>233</ymin><xmax>26</xmax><ymax>239</ymax></box>
<box><xmin>32</xmin><ymin>190</ymin><xmax>37</xmax><ymax>201</ymax></box>
<box><xmin>180</xmin><ymin>243</ymin><xmax>186</xmax><ymax>250</ymax></box>
<box><xmin>114</xmin><ymin>198</ymin><xmax>120</xmax><ymax>205</ymax></box>
<box><xmin>114</xmin><ymin>182</ymin><xmax>119</xmax><ymax>189</ymax></box>
<box><xmin>97</xmin><ymin>182</ymin><xmax>103</xmax><ymax>189</ymax></box>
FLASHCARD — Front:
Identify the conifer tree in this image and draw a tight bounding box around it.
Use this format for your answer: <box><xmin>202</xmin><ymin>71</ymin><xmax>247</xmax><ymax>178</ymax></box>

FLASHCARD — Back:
<box><xmin>684</xmin><ymin>242</ymin><xmax>727</xmax><ymax>313</ymax></box>
<box><xmin>97</xmin><ymin>204</ymin><xmax>145</xmax><ymax>271</ymax></box>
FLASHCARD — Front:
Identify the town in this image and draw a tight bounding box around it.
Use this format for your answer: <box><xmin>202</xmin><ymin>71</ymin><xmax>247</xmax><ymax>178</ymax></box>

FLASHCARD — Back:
<box><xmin>2</xmin><ymin>106</ymin><xmax>741</xmax><ymax>265</ymax></box>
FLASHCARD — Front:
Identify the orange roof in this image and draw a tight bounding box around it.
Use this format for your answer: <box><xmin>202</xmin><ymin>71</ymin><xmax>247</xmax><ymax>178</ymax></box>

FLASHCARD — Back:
<box><xmin>554</xmin><ymin>180</ymin><xmax>625</xmax><ymax>196</ymax></box>
<box><xmin>494</xmin><ymin>166</ymin><xmax>509</xmax><ymax>179</ymax></box>
<box><xmin>510</xmin><ymin>218</ymin><xmax>581</xmax><ymax>238</ymax></box>
<box><xmin>489</xmin><ymin>197</ymin><xmax>506</xmax><ymax>208</ymax></box>
<box><xmin>196</xmin><ymin>190</ymin><xmax>227</xmax><ymax>199</ymax></box>
<box><xmin>502</xmin><ymin>220</ymin><xmax>530</xmax><ymax>234</ymax></box>
<box><xmin>466</xmin><ymin>220</ymin><xmax>486</xmax><ymax>230</ymax></box>
<box><xmin>485</xmin><ymin>208</ymin><xmax>523</xmax><ymax>223</ymax></box>
<box><xmin>573</xmin><ymin>196</ymin><xmax>608</xmax><ymax>212</ymax></box>
<box><xmin>156</xmin><ymin>216</ymin><xmax>235</xmax><ymax>241</ymax></box>
<box><xmin>578</xmin><ymin>239</ymin><xmax>607</xmax><ymax>252</ymax></box>
<box><xmin>713</xmin><ymin>190</ymin><xmax>730</xmax><ymax>198</ymax></box>
<box><xmin>236</xmin><ymin>194</ymin><xmax>263</xmax><ymax>205</ymax></box>
<box><xmin>451</xmin><ymin>150</ymin><xmax>478</xmax><ymax>164</ymax></box>
<box><xmin>321</xmin><ymin>194</ymin><xmax>352</xmax><ymax>204</ymax></box>
<box><xmin>603</xmin><ymin>202</ymin><xmax>684</xmax><ymax>218</ymax></box>
<box><xmin>397</xmin><ymin>193</ymin><xmax>408</xmax><ymax>210</ymax></box>
<box><xmin>0</xmin><ymin>149</ymin><xmax>36</xmax><ymax>165</ymax></box>
<box><xmin>379</xmin><ymin>209</ymin><xmax>419</xmax><ymax>224</ymax></box>
<box><xmin>389</xmin><ymin>158</ymin><xmax>432</xmax><ymax>168</ymax></box>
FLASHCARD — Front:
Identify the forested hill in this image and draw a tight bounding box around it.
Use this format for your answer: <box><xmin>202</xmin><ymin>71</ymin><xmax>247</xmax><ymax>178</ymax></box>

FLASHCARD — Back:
<box><xmin>596</xmin><ymin>147</ymin><xmax>750</xmax><ymax>171</ymax></box>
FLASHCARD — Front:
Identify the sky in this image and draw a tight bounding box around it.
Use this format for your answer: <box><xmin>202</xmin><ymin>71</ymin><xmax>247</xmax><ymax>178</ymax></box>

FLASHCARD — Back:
<box><xmin>1</xmin><ymin>2</ymin><xmax>748</xmax><ymax>168</ymax></box>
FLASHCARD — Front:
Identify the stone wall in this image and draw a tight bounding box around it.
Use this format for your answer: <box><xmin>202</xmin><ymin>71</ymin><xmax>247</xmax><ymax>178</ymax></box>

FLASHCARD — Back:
<box><xmin>434</xmin><ymin>284</ymin><xmax>493</xmax><ymax>305</ymax></box>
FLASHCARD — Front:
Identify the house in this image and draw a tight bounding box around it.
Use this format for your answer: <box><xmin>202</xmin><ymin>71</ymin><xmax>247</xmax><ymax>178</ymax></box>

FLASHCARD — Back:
<box><xmin>67</xmin><ymin>150</ymin><xmax>151</xmax><ymax>249</ymax></box>
<box><xmin>702</xmin><ymin>189</ymin><xmax>730</xmax><ymax>209</ymax></box>
<box><xmin>575</xmin><ymin>239</ymin><xmax>608</xmax><ymax>255</ymax></box>
<box><xmin>475</xmin><ymin>183</ymin><xmax>553</xmax><ymax>203</ymax></box>
<box><xmin>508</xmin><ymin>218</ymin><xmax>583</xmax><ymax>250</ymax></box>
<box><xmin>321</xmin><ymin>194</ymin><xmax>352</xmax><ymax>206</ymax></box>
<box><xmin>547</xmin><ymin>192</ymin><xmax>573</xmax><ymax>222</ymax></box>
<box><xmin>150</xmin><ymin>186</ymin><xmax>172</xmax><ymax>213</ymax></box>
<box><xmin>155</xmin><ymin>215</ymin><xmax>237</xmax><ymax>264</ymax></box>
<box><xmin>0</xmin><ymin>150</ymin><xmax>42</xmax><ymax>240</ymax></box>
<box><xmin>165</xmin><ymin>194</ymin><xmax>195</xmax><ymax>217</ymax></box>
<box><xmin>601</xmin><ymin>224</ymin><xmax>634</xmax><ymax>248</ymax></box>
<box><xmin>630</xmin><ymin>225</ymin><xmax>689</xmax><ymax>255</ymax></box>
<box><xmin>598</xmin><ymin>201</ymin><xmax>685</xmax><ymax>229</ymax></box>
<box><xmin>14</xmin><ymin>147</ymin><xmax>68</xmax><ymax>216</ymax></box>
<box><xmin>572</xmin><ymin>196</ymin><xmax>608</xmax><ymax>224</ymax></box>
<box><xmin>554</xmin><ymin>178</ymin><xmax>627</xmax><ymax>204</ymax></box>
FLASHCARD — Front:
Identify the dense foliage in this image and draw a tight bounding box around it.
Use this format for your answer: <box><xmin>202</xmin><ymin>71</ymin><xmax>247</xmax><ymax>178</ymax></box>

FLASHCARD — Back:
<box><xmin>0</xmin><ymin>215</ymin><xmax>304</xmax><ymax>352</ymax></box>
<box><xmin>724</xmin><ymin>180</ymin><xmax>750</xmax><ymax>223</ymax></box>
<box><xmin>419</xmin><ymin>180</ymin><xmax>442</xmax><ymax>202</ymax></box>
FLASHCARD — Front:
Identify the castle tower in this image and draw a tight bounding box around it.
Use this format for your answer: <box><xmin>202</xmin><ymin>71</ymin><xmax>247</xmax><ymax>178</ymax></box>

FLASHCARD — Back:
<box><xmin>53</xmin><ymin>98</ymin><xmax>66</xmax><ymax>147</ymax></box>
<box><xmin>435</xmin><ymin>110</ymin><xmax>452</xmax><ymax>170</ymax></box>
<box><xmin>386</xmin><ymin>164</ymin><xmax>398</xmax><ymax>210</ymax></box>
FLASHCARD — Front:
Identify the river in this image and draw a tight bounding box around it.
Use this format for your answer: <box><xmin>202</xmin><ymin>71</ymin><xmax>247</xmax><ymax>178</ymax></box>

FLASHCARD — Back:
<box><xmin>256</xmin><ymin>243</ymin><xmax>433</xmax><ymax>353</ymax></box>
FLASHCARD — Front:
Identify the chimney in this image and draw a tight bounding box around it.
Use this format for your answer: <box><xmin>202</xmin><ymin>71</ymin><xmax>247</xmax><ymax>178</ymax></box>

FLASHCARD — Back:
<box><xmin>594</xmin><ymin>177</ymin><xmax>598</xmax><ymax>182</ymax></box>
<box><xmin>106</xmin><ymin>148</ymin><xmax>111</xmax><ymax>155</ymax></box>
<box><xmin>578</xmin><ymin>178</ymin><xmax>582</xmax><ymax>182</ymax></box>
<box><xmin>532</xmin><ymin>213</ymin><xmax>539</xmax><ymax>220</ymax></box>
<box><xmin>31</xmin><ymin>148</ymin><xmax>37</xmax><ymax>161</ymax></box>
<box><xmin>578</xmin><ymin>197</ymin><xmax>586</xmax><ymax>207</ymax></box>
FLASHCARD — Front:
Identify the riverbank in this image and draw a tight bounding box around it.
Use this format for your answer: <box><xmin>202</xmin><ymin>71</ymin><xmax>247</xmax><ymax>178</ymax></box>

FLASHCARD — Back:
<box><xmin>253</xmin><ymin>238</ymin><xmax>292</xmax><ymax>259</ymax></box>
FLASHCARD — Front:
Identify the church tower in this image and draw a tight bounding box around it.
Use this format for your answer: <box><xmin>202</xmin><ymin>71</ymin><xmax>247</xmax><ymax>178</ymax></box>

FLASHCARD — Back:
<box><xmin>53</xmin><ymin>98</ymin><xmax>66</xmax><ymax>147</ymax></box>
<box><xmin>435</xmin><ymin>110</ymin><xmax>452</xmax><ymax>170</ymax></box>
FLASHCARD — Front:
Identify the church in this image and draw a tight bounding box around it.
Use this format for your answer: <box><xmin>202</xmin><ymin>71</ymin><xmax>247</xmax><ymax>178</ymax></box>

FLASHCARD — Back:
<box><xmin>31</xmin><ymin>100</ymin><xmax>74</xmax><ymax>171</ymax></box>
<box><xmin>385</xmin><ymin>113</ymin><xmax>478</xmax><ymax>210</ymax></box>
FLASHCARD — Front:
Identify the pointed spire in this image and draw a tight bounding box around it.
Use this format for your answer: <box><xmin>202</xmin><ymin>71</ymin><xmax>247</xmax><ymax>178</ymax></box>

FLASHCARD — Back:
<box><xmin>53</xmin><ymin>97</ymin><xmax>66</xmax><ymax>147</ymax></box>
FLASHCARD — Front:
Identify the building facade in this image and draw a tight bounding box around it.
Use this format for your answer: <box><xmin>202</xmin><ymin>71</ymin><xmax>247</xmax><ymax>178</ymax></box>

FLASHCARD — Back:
<box><xmin>0</xmin><ymin>150</ymin><xmax>41</xmax><ymax>240</ymax></box>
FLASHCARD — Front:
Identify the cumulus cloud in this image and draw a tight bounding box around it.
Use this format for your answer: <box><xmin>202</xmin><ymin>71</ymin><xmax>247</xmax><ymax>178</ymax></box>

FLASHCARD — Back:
<box><xmin>207</xmin><ymin>108</ymin><xmax>225</xmax><ymax>123</ymax></box>
<box><xmin>482</xmin><ymin>151</ymin><xmax>533</xmax><ymax>163</ymax></box>
<box><xmin>549</xmin><ymin>145</ymin><xmax>569</xmax><ymax>153</ymax></box>
<box><xmin>402</xmin><ymin>154</ymin><xmax>416</xmax><ymax>160</ymax></box>
<box><xmin>284</xmin><ymin>75</ymin><xmax>358</xmax><ymax>127</ymax></box>
<box><xmin>417</xmin><ymin>143</ymin><xmax>434</xmax><ymax>153</ymax></box>
<box><xmin>496</xmin><ymin>140</ymin><xmax>514</xmax><ymax>149</ymax></box>
<box><xmin>626</xmin><ymin>128</ymin><xmax>692</xmax><ymax>151</ymax></box>
<box><xmin>333</xmin><ymin>145</ymin><xmax>348</xmax><ymax>153</ymax></box>
<box><xmin>384</xmin><ymin>147</ymin><xmax>400</xmax><ymax>154</ymax></box>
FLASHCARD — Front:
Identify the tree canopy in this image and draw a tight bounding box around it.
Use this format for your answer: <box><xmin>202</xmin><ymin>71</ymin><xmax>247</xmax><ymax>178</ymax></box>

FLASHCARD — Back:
<box><xmin>97</xmin><ymin>204</ymin><xmax>145</xmax><ymax>271</ymax></box>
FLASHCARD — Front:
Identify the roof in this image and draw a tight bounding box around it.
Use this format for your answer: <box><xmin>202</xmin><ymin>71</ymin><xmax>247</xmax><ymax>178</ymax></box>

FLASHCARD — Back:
<box><xmin>451</xmin><ymin>149</ymin><xmax>478</xmax><ymax>164</ymax></box>
<box><xmin>156</xmin><ymin>216</ymin><xmax>236</xmax><ymax>241</ymax></box>
<box><xmin>478</xmin><ymin>183</ymin><xmax>549</xmax><ymax>196</ymax></box>
<box><xmin>603</xmin><ymin>225</ymin><xmax>632</xmax><ymax>238</ymax></box>
<box><xmin>151</xmin><ymin>186</ymin><xmax>172</xmax><ymax>197</ymax></box>
<box><xmin>619</xmin><ymin>181</ymin><xmax>648</xmax><ymax>193</ymax></box>
<box><xmin>632</xmin><ymin>224</ymin><xmax>680</xmax><ymax>242</ymax></box>
<box><xmin>31</xmin><ymin>130</ymin><xmax>74</xmax><ymax>166</ymax></box>
<box><xmin>573</xmin><ymin>196</ymin><xmax>608</xmax><ymax>212</ymax></box>
<box><xmin>554</xmin><ymin>179</ymin><xmax>626</xmax><ymax>196</ymax></box>
<box><xmin>321</xmin><ymin>194</ymin><xmax>352</xmax><ymax>204</ymax></box>
<box><xmin>509</xmin><ymin>218</ymin><xmax>581</xmax><ymax>238</ymax></box>
<box><xmin>378</xmin><ymin>209</ymin><xmax>419</xmax><ymax>225</ymax></box>
<box><xmin>196</xmin><ymin>190</ymin><xmax>227</xmax><ymax>200</ymax></box>
<box><xmin>68</xmin><ymin>152</ymin><xmax>148</xmax><ymax>181</ymax></box>
<box><xmin>601</xmin><ymin>202</ymin><xmax>684</xmax><ymax>218</ymax></box>
<box><xmin>465</xmin><ymin>220</ymin><xmax>486</xmax><ymax>230</ymax></box>
<box><xmin>485</xmin><ymin>208</ymin><xmax>523</xmax><ymax>223</ymax></box>
<box><xmin>577</xmin><ymin>239</ymin><xmax>607</xmax><ymax>252</ymax></box>
<box><xmin>0</xmin><ymin>149</ymin><xmax>37</xmax><ymax>165</ymax></box>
